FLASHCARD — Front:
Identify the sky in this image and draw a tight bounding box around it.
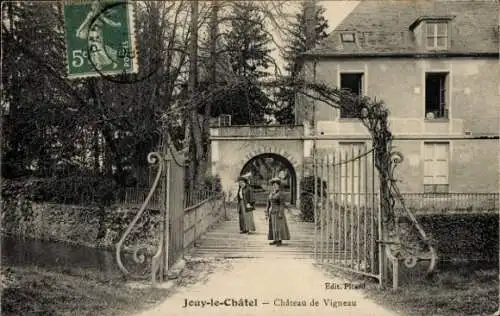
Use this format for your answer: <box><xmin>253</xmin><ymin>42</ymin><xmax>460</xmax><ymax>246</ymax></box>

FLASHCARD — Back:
<box><xmin>320</xmin><ymin>1</ymin><xmax>360</xmax><ymax>30</ymax></box>
<box><xmin>270</xmin><ymin>1</ymin><xmax>360</xmax><ymax>70</ymax></box>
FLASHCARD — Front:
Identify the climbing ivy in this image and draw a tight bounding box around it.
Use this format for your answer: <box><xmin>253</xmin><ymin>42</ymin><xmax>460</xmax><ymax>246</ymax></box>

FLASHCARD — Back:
<box><xmin>163</xmin><ymin>74</ymin><xmax>436</xmax><ymax>277</ymax></box>
<box><xmin>287</xmin><ymin>78</ymin><xmax>436</xmax><ymax>276</ymax></box>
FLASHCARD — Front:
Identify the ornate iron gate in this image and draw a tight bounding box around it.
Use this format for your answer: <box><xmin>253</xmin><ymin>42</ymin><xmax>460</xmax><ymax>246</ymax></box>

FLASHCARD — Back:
<box><xmin>115</xmin><ymin>141</ymin><xmax>187</xmax><ymax>283</ymax></box>
<box><xmin>311</xmin><ymin>145</ymin><xmax>382</xmax><ymax>282</ymax></box>
<box><xmin>166</xmin><ymin>148</ymin><xmax>186</xmax><ymax>269</ymax></box>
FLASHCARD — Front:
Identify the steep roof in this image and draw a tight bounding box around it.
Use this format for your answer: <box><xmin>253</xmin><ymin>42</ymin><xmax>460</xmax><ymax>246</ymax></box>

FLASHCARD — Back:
<box><xmin>305</xmin><ymin>0</ymin><xmax>499</xmax><ymax>57</ymax></box>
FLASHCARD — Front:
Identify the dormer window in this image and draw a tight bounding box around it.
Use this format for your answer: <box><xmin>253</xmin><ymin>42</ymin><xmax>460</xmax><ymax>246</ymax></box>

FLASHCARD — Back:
<box><xmin>426</xmin><ymin>22</ymin><xmax>448</xmax><ymax>49</ymax></box>
<box><xmin>409</xmin><ymin>16</ymin><xmax>454</xmax><ymax>50</ymax></box>
<box><xmin>340</xmin><ymin>32</ymin><xmax>356</xmax><ymax>43</ymax></box>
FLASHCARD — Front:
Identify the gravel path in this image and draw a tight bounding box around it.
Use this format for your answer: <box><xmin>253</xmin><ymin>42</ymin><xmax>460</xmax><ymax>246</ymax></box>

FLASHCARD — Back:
<box><xmin>132</xmin><ymin>257</ymin><xmax>399</xmax><ymax>316</ymax></box>
<box><xmin>132</xmin><ymin>207</ymin><xmax>399</xmax><ymax>316</ymax></box>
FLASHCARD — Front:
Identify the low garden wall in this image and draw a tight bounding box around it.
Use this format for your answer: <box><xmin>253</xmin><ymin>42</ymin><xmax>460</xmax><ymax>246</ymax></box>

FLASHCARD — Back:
<box><xmin>1</xmin><ymin>195</ymin><xmax>226</xmax><ymax>255</ymax></box>
<box><xmin>304</xmin><ymin>194</ymin><xmax>499</xmax><ymax>263</ymax></box>
<box><xmin>183</xmin><ymin>197</ymin><xmax>226</xmax><ymax>249</ymax></box>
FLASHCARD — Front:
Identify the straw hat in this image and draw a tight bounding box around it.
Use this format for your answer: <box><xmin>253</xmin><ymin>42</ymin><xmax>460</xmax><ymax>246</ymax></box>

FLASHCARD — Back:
<box><xmin>237</xmin><ymin>176</ymin><xmax>248</xmax><ymax>183</ymax></box>
<box><xmin>237</xmin><ymin>172</ymin><xmax>251</xmax><ymax>183</ymax></box>
<box><xmin>269</xmin><ymin>177</ymin><xmax>281</xmax><ymax>185</ymax></box>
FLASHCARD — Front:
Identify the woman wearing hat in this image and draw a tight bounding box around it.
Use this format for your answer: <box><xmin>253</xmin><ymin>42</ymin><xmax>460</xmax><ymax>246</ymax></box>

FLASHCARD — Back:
<box><xmin>236</xmin><ymin>175</ymin><xmax>256</xmax><ymax>234</ymax></box>
<box><xmin>265</xmin><ymin>177</ymin><xmax>290</xmax><ymax>245</ymax></box>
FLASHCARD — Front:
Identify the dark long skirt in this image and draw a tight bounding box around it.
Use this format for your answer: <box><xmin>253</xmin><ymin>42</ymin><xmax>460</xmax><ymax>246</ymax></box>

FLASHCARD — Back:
<box><xmin>238</xmin><ymin>200</ymin><xmax>256</xmax><ymax>232</ymax></box>
<box><xmin>268</xmin><ymin>213</ymin><xmax>290</xmax><ymax>241</ymax></box>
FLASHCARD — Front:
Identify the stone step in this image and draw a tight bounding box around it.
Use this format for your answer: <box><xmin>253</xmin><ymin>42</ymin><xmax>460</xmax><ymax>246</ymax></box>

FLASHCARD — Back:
<box><xmin>192</xmin><ymin>253</ymin><xmax>314</xmax><ymax>259</ymax></box>
<box><xmin>189</xmin><ymin>207</ymin><xmax>326</xmax><ymax>260</ymax></box>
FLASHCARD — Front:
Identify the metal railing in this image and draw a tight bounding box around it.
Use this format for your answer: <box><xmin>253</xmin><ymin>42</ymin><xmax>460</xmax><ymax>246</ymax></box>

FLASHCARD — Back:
<box><xmin>183</xmin><ymin>190</ymin><xmax>226</xmax><ymax>249</ymax></box>
<box><xmin>308</xmin><ymin>192</ymin><xmax>499</xmax><ymax>218</ymax></box>
<box><xmin>184</xmin><ymin>189</ymin><xmax>221</xmax><ymax>209</ymax></box>
<box><xmin>398</xmin><ymin>193</ymin><xmax>499</xmax><ymax>215</ymax></box>
<box><xmin>116</xmin><ymin>187</ymin><xmax>162</xmax><ymax>209</ymax></box>
<box><xmin>22</xmin><ymin>185</ymin><xmax>223</xmax><ymax>211</ymax></box>
<box><xmin>310</xmin><ymin>146</ymin><xmax>382</xmax><ymax>282</ymax></box>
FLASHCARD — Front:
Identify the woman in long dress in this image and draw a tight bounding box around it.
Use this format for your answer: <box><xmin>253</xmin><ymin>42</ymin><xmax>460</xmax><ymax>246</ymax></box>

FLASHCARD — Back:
<box><xmin>265</xmin><ymin>177</ymin><xmax>290</xmax><ymax>245</ymax></box>
<box><xmin>236</xmin><ymin>176</ymin><xmax>256</xmax><ymax>234</ymax></box>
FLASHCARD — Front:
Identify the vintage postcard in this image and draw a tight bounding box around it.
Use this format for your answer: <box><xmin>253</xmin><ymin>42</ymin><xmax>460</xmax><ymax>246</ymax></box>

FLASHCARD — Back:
<box><xmin>1</xmin><ymin>1</ymin><xmax>499</xmax><ymax>315</ymax></box>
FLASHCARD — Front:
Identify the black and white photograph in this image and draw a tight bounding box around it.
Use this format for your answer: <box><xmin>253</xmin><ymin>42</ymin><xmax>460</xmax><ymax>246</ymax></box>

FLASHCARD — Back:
<box><xmin>1</xmin><ymin>0</ymin><xmax>499</xmax><ymax>315</ymax></box>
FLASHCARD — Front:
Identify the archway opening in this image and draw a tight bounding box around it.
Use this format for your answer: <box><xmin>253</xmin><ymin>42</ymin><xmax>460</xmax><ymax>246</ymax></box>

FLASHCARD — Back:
<box><xmin>240</xmin><ymin>153</ymin><xmax>297</xmax><ymax>206</ymax></box>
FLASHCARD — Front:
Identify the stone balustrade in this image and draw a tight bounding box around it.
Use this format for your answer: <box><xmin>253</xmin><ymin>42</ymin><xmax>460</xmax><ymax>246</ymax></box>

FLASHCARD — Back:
<box><xmin>317</xmin><ymin>118</ymin><xmax>465</xmax><ymax>136</ymax></box>
<box><xmin>210</xmin><ymin>125</ymin><xmax>304</xmax><ymax>138</ymax></box>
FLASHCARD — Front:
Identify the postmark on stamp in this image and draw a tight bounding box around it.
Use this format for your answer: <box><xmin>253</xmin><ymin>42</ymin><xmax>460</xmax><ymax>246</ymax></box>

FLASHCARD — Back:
<box><xmin>63</xmin><ymin>0</ymin><xmax>138</xmax><ymax>79</ymax></box>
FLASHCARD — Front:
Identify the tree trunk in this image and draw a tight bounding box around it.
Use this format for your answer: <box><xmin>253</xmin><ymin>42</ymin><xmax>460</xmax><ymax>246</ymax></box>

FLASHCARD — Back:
<box><xmin>93</xmin><ymin>127</ymin><xmax>100</xmax><ymax>174</ymax></box>
<box><xmin>201</xmin><ymin>0</ymin><xmax>220</xmax><ymax>179</ymax></box>
<box><xmin>297</xmin><ymin>0</ymin><xmax>317</xmax><ymax>126</ymax></box>
<box><xmin>188</xmin><ymin>0</ymin><xmax>201</xmax><ymax>194</ymax></box>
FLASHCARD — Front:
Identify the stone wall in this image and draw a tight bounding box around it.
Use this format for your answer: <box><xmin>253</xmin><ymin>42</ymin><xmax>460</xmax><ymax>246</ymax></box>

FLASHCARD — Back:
<box><xmin>1</xmin><ymin>196</ymin><xmax>226</xmax><ymax>255</ymax></box>
<box><xmin>183</xmin><ymin>198</ymin><xmax>227</xmax><ymax>249</ymax></box>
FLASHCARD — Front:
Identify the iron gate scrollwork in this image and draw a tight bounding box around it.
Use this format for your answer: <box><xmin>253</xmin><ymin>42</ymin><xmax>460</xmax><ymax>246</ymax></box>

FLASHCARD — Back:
<box><xmin>116</xmin><ymin>151</ymin><xmax>164</xmax><ymax>280</ymax></box>
<box><xmin>116</xmin><ymin>140</ymin><xmax>187</xmax><ymax>283</ymax></box>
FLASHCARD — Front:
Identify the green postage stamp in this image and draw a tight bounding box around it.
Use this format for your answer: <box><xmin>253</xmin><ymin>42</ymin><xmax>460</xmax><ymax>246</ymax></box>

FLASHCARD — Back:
<box><xmin>64</xmin><ymin>0</ymin><xmax>138</xmax><ymax>79</ymax></box>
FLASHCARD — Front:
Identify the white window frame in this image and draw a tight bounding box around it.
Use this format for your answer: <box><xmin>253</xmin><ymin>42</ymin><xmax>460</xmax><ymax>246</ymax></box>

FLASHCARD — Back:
<box><xmin>425</xmin><ymin>21</ymin><xmax>448</xmax><ymax>49</ymax></box>
<box><xmin>340</xmin><ymin>32</ymin><xmax>356</xmax><ymax>43</ymax></box>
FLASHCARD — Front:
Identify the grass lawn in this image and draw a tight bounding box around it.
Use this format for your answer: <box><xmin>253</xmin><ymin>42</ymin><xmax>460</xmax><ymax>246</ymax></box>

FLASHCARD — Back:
<box><xmin>1</xmin><ymin>265</ymin><xmax>172</xmax><ymax>316</ymax></box>
<box><xmin>1</xmin><ymin>257</ymin><xmax>231</xmax><ymax>315</ymax></box>
<box><xmin>325</xmin><ymin>261</ymin><xmax>498</xmax><ymax>316</ymax></box>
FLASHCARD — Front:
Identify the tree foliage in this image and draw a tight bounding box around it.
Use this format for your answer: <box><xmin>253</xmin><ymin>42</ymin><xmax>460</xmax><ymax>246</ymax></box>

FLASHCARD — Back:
<box><xmin>2</xmin><ymin>2</ymin><xmax>85</xmax><ymax>178</ymax></box>
<box><xmin>1</xmin><ymin>1</ymin><xmax>334</xmax><ymax>205</ymax></box>
<box><xmin>275</xmin><ymin>1</ymin><xmax>329</xmax><ymax>124</ymax></box>
<box><xmin>222</xmin><ymin>1</ymin><xmax>274</xmax><ymax>124</ymax></box>
<box><xmin>1</xmin><ymin>2</ymin><xmax>190</xmax><ymax>189</ymax></box>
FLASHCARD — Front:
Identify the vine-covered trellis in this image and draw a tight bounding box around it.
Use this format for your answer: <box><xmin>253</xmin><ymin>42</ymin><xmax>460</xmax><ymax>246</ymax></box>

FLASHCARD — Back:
<box><xmin>288</xmin><ymin>78</ymin><xmax>437</xmax><ymax>286</ymax></box>
<box><xmin>159</xmin><ymin>74</ymin><xmax>437</xmax><ymax>286</ymax></box>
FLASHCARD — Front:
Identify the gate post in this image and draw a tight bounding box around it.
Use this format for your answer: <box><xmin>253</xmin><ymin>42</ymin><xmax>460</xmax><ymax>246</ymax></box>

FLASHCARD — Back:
<box><xmin>375</xmin><ymin>148</ymin><xmax>389</xmax><ymax>288</ymax></box>
<box><xmin>378</xmin><ymin>208</ymin><xmax>388</xmax><ymax>287</ymax></box>
<box><xmin>162</xmin><ymin>155</ymin><xmax>171</xmax><ymax>277</ymax></box>
<box><xmin>152</xmin><ymin>150</ymin><xmax>169</xmax><ymax>285</ymax></box>
<box><xmin>313</xmin><ymin>151</ymin><xmax>318</xmax><ymax>261</ymax></box>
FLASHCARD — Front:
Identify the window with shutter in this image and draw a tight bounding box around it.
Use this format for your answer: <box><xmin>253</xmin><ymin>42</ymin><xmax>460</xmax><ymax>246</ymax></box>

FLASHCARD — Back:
<box><xmin>423</xmin><ymin>142</ymin><xmax>449</xmax><ymax>193</ymax></box>
<box><xmin>439</xmin><ymin>82</ymin><xmax>446</xmax><ymax>118</ymax></box>
<box><xmin>425</xmin><ymin>72</ymin><xmax>448</xmax><ymax>119</ymax></box>
<box><xmin>340</xmin><ymin>73</ymin><xmax>364</xmax><ymax>119</ymax></box>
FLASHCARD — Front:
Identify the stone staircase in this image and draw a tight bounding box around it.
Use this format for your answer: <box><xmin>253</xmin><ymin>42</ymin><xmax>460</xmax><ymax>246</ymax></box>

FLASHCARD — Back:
<box><xmin>187</xmin><ymin>206</ymin><xmax>318</xmax><ymax>259</ymax></box>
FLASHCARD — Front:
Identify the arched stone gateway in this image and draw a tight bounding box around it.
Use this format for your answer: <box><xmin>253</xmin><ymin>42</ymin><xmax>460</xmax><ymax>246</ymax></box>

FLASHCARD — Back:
<box><xmin>240</xmin><ymin>146</ymin><xmax>300</xmax><ymax>175</ymax></box>
<box><xmin>239</xmin><ymin>146</ymin><xmax>301</xmax><ymax>206</ymax></box>
<box><xmin>240</xmin><ymin>153</ymin><xmax>298</xmax><ymax>206</ymax></box>
<box><xmin>210</xmin><ymin>129</ymin><xmax>305</xmax><ymax>207</ymax></box>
